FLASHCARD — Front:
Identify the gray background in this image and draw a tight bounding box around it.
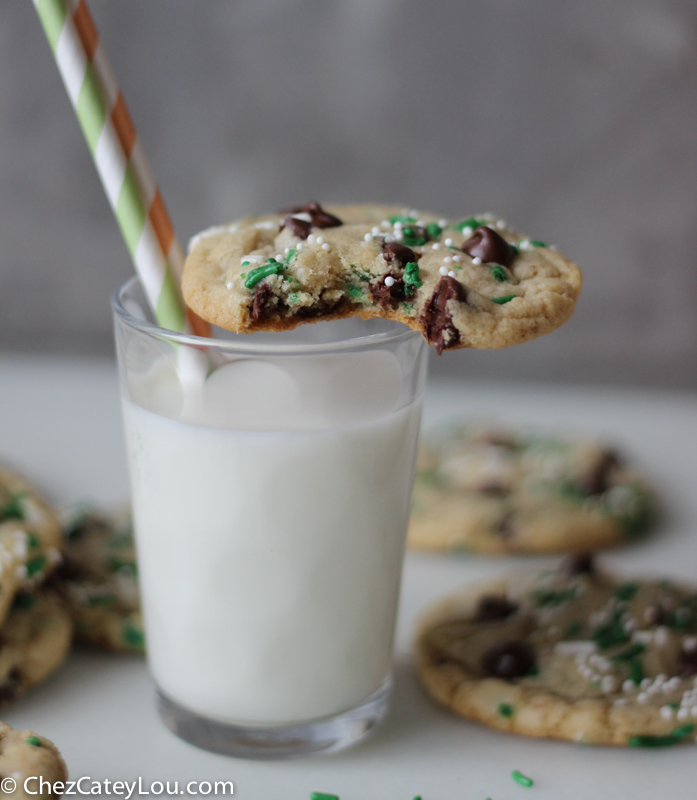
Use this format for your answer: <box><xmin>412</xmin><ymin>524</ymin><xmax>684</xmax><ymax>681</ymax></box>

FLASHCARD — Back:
<box><xmin>1</xmin><ymin>0</ymin><xmax>695</xmax><ymax>387</ymax></box>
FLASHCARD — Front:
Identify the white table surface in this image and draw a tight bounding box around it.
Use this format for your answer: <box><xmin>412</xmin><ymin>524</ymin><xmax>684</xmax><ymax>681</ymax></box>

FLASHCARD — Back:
<box><xmin>1</xmin><ymin>353</ymin><xmax>696</xmax><ymax>799</ymax></box>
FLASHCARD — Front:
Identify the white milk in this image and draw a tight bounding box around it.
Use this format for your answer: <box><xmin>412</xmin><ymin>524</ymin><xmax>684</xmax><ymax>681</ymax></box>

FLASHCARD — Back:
<box><xmin>122</xmin><ymin>352</ymin><xmax>421</xmax><ymax>725</ymax></box>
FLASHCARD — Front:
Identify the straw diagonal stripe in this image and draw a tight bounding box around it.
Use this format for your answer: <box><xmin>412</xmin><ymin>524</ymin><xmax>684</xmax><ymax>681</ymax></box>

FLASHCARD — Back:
<box><xmin>32</xmin><ymin>0</ymin><xmax>208</xmax><ymax>337</ymax></box>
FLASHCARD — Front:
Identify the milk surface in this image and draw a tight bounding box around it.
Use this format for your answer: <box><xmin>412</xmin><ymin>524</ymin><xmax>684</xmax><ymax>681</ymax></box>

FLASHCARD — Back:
<box><xmin>122</xmin><ymin>351</ymin><xmax>422</xmax><ymax>725</ymax></box>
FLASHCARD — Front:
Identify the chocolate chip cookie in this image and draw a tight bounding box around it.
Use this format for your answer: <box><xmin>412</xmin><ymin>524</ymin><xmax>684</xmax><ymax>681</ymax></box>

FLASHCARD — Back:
<box><xmin>183</xmin><ymin>205</ymin><xmax>581</xmax><ymax>353</ymax></box>
<box><xmin>0</xmin><ymin>469</ymin><xmax>62</xmax><ymax>626</ymax></box>
<box><xmin>0</xmin><ymin>590</ymin><xmax>72</xmax><ymax>709</ymax></box>
<box><xmin>409</xmin><ymin>425</ymin><xmax>654</xmax><ymax>554</ymax></box>
<box><xmin>0</xmin><ymin>721</ymin><xmax>67</xmax><ymax>800</ymax></box>
<box><xmin>57</xmin><ymin>510</ymin><xmax>143</xmax><ymax>653</ymax></box>
<box><xmin>416</xmin><ymin>557</ymin><xmax>697</xmax><ymax>746</ymax></box>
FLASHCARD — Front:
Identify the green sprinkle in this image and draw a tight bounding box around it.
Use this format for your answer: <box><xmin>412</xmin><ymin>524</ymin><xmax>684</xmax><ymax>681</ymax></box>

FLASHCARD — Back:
<box><xmin>244</xmin><ymin>259</ymin><xmax>285</xmax><ymax>289</ymax></box>
<box><xmin>614</xmin><ymin>582</ymin><xmax>639</xmax><ymax>602</ymax></box>
<box><xmin>611</xmin><ymin>643</ymin><xmax>645</xmax><ymax>662</ymax></box>
<box><xmin>87</xmin><ymin>594</ymin><xmax>116</xmax><ymax>608</ymax></box>
<box><xmin>350</xmin><ymin>264</ymin><xmax>372</xmax><ymax>281</ymax></box>
<box><xmin>629</xmin><ymin>723</ymin><xmax>695</xmax><ymax>748</ymax></box>
<box><xmin>240</xmin><ymin>272</ymin><xmax>246</xmax><ymax>279</ymax></box>
<box><xmin>557</xmin><ymin>479</ymin><xmax>589</xmax><ymax>504</ymax></box>
<box><xmin>388</xmin><ymin>214</ymin><xmax>416</xmax><ymax>225</ymax></box>
<box><xmin>12</xmin><ymin>594</ymin><xmax>36</xmax><ymax>611</ymax></box>
<box><xmin>288</xmin><ymin>292</ymin><xmax>300</xmax><ymax>304</ymax></box>
<box><xmin>402</xmin><ymin>227</ymin><xmax>427</xmax><ymax>247</ymax></box>
<box><xmin>629</xmin><ymin>658</ymin><xmax>644</xmax><ymax>685</ymax></box>
<box><xmin>241</xmin><ymin>261</ymin><xmax>250</xmax><ymax>266</ymax></box>
<box><xmin>403</xmin><ymin>261</ymin><xmax>423</xmax><ymax>294</ymax></box>
<box><xmin>529</xmin><ymin>240</ymin><xmax>547</xmax><ymax>248</ymax></box>
<box><xmin>401</xmin><ymin>302</ymin><xmax>414</xmax><ymax>312</ymax></box>
<box><xmin>565</xmin><ymin>621</ymin><xmax>582</xmax><ymax>638</ymax></box>
<box><xmin>284</xmin><ymin>247</ymin><xmax>296</xmax><ymax>266</ymax></box>
<box><xmin>0</xmin><ymin>495</ymin><xmax>25</xmax><ymax>521</ymax></box>
<box><xmin>531</xmin><ymin>587</ymin><xmax>577</xmax><ymax>607</ymax></box>
<box><xmin>413</xmin><ymin>797</ymin><xmax>423</xmax><ymax>800</ymax></box>
<box><xmin>512</xmin><ymin>770</ymin><xmax>533</xmax><ymax>787</ymax></box>
<box><xmin>122</xmin><ymin>623</ymin><xmax>145</xmax><ymax>650</ymax></box>
<box><xmin>26</xmin><ymin>736</ymin><xmax>41</xmax><ymax>747</ymax></box>
<box><xmin>345</xmin><ymin>284</ymin><xmax>363</xmax><ymax>299</ymax></box>
<box><xmin>491</xmin><ymin>294</ymin><xmax>517</xmax><ymax>305</ymax></box>
<box><xmin>310</xmin><ymin>793</ymin><xmax>339</xmax><ymax>800</ymax></box>
<box><xmin>490</xmin><ymin>265</ymin><xmax>508</xmax><ymax>282</ymax></box>
<box><xmin>26</xmin><ymin>555</ymin><xmax>46</xmax><ymax>578</ymax></box>
<box><xmin>26</xmin><ymin>532</ymin><xmax>40</xmax><ymax>550</ymax></box>
<box><xmin>668</xmin><ymin>701</ymin><xmax>679</xmax><ymax>710</ymax></box>
<box><xmin>426</xmin><ymin>222</ymin><xmax>442</xmax><ymax>239</ymax></box>
<box><xmin>455</xmin><ymin>217</ymin><xmax>486</xmax><ymax>233</ymax></box>
<box><xmin>498</xmin><ymin>703</ymin><xmax>515</xmax><ymax>718</ymax></box>
<box><xmin>107</xmin><ymin>557</ymin><xmax>137</xmax><ymax>575</ymax></box>
<box><xmin>593</xmin><ymin>609</ymin><xmax>630</xmax><ymax>649</ymax></box>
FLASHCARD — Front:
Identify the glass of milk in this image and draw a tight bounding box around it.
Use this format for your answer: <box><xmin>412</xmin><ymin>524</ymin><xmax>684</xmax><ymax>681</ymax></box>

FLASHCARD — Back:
<box><xmin>112</xmin><ymin>276</ymin><xmax>427</xmax><ymax>758</ymax></box>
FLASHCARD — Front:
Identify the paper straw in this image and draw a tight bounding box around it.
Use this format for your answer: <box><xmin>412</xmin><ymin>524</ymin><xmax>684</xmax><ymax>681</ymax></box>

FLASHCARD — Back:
<box><xmin>32</xmin><ymin>0</ymin><xmax>210</xmax><ymax>338</ymax></box>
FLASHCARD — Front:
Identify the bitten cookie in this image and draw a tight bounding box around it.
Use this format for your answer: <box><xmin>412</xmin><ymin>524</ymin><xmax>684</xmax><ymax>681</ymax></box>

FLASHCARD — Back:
<box><xmin>409</xmin><ymin>425</ymin><xmax>654</xmax><ymax>554</ymax></box>
<box><xmin>0</xmin><ymin>722</ymin><xmax>67</xmax><ymax>800</ymax></box>
<box><xmin>416</xmin><ymin>556</ymin><xmax>697</xmax><ymax>747</ymax></box>
<box><xmin>183</xmin><ymin>204</ymin><xmax>581</xmax><ymax>353</ymax></box>
<box><xmin>0</xmin><ymin>590</ymin><xmax>72</xmax><ymax>708</ymax></box>
<box><xmin>56</xmin><ymin>511</ymin><xmax>143</xmax><ymax>653</ymax></box>
<box><xmin>0</xmin><ymin>469</ymin><xmax>62</xmax><ymax>626</ymax></box>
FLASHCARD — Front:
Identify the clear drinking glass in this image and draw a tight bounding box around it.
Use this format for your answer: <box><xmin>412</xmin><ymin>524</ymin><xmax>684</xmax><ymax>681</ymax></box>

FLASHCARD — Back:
<box><xmin>112</xmin><ymin>276</ymin><xmax>428</xmax><ymax>759</ymax></box>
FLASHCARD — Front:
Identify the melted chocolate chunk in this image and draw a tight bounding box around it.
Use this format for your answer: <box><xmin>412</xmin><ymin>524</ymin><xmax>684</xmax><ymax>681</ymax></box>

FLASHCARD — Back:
<box><xmin>382</xmin><ymin>241</ymin><xmax>418</xmax><ymax>268</ymax></box>
<box><xmin>562</xmin><ymin>553</ymin><xmax>595</xmax><ymax>576</ymax></box>
<box><xmin>420</xmin><ymin>276</ymin><xmax>468</xmax><ymax>355</ymax></box>
<box><xmin>578</xmin><ymin>452</ymin><xmax>620</xmax><ymax>495</ymax></box>
<box><xmin>475</xmin><ymin>595</ymin><xmax>519</xmax><ymax>622</ymax></box>
<box><xmin>679</xmin><ymin>644</ymin><xmax>697</xmax><ymax>676</ymax></box>
<box><xmin>304</xmin><ymin>201</ymin><xmax>342</xmax><ymax>229</ymax></box>
<box><xmin>461</xmin><ymin>226</ymin><xmax>515</xmax><ymax>266</ymax></box>
<box><xmin>280</xmin><ymin>215</ymin><xmax>312</xmax><ymax>239</ymax></box>
<box><xmin>482</xmin><ymin>641</ymin><xmax>535</xmax><ymax>679</ymax></box>
<box><xmin>0</xmin><ymin>668</ymin><xmax>22</xmax><ymax>705</ymax></box>
<box><xmin>250</xmin><ymin>282</ymin><xmax>275</xmax><ymax>321</ymax></box>
<box><xmin>369</xmin><ymin>270</ymin><xmax>406</xmax><ymax>308</ymax></box>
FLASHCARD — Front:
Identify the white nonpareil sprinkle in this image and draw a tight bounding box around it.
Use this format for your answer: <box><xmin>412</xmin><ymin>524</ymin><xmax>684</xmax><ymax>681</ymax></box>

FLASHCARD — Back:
<box><xmin>307</xmin><ymin>234</ymin><xmax>316</xmax><ymax>244</ymax></box>
<box><xmin>661</xmin><ymin>705</ymin><xmax>674</xmax><ymax>720</ymax></box>
<box><xmin>322</xmin><ymin>243</ymin><xmax>331</xmax><ymax>252</ymax></box>
<box><xmin>472</xmin><ymin>257</ymin><xmax>482</xmax><ymax>266</ymax></box>
<box><xmin>655</xmin><ymin>627</ymin><xmax>670</xmax><ymax>647</ymax></box>
<box><xmin>371</xmin><ymin>227</ymin><xmax>381</xmax><ymax>236</ymax></box>
<box><xmin>438</xmin><ymin>219</ymin><xmax>447</xmax><ymax>227</ymax></box>
<box><xmin>623</xmin><ymin>679</ymin><xmax>635</xmax><ymax>693</ymax></box>
<box><xmin>640</xmin><ymin>678</ymin><xmax>651</xmax><ymax>689</ymax></box>
<box><xmin>614</xmin><ymin>698</ymin><xmax>628</xmax><ymax>707</ymax></box>
<box><xmin>275</xmin><ymin>254</ymin><xmax>284</xmax><ymax>261</ymax></box>
<box><xmin>439</xmin><ymin>266</ymin><xmax>449</xmax><ymax>276</ymax></box>
<box><xmin>241</xmin><ymin>254</ymin><xmax>263</xmax><ymax>264</ymax></box>
<box><xmin>315</xmin><ymin>236</ymin><xmax>324</xmax><ymax>245</ymax></box>
<box><xmin>409</xmin><ymin>209</ymin><xmax>419</xmax><ymax>217</ymax></box>
<box><xmin>678</xmin><ymin>708</ymin><xmax>690</xmax><ymax>721</ymax></box>
<box><xmin>497</xmin><ymin>219</ymin><xmax>506</xmax><ymax>229</ymax></box>
<box><xmin>381</xmin><ymin>220</ymin><xmax>390</xmax><ymax>228</ymax></box>
<box><xmin>555</xmin><ymin>641</ymin><xmax>597</xmax><ymax>656</ymax></box>
<box><xmin>452</xmin><ymin>254</ymin><xmax>461</xmax><ymax>262</ymax></box>
<box><xmin>632</xmin><ymin>631</ymin><xmax>654</xmax><ymax>644</ymax></box>
<box><xmin>444</xmin><ymin>256</ymin><xmax>452</xmax><ymax>264</ymax></box>
<box><xmin>444</xmin><ymin>237</ymin><xmax>454</xmax><ymax>247</ymax></box>
<box><xmin>364</xmin><ymin>233</ymin><xmax>373</xmax><ymax>242</ymax></box>
<box><xmin>448</xmin><ymin>270</ymin><xmax>457</xmax><ymax>278</ymax></box>
<box><xmin>692</xmin><ymin>707</ymin><xmax>697</xmax><ymax>717</ymax></box>
<box><xmin>462</xmin><ymin>226</ymin><xmax>473</xmax><ymax>237</ymax></box>
<box><xmin>637</xmin><ymin>693</ymin><xmax>648</xmax><ymax>704</ymax></box>
<box><xmin>15</xmin><ymin>565</ymin><xmax>27</xmax><ymax>580</ymax></box>
<box><xmin>394</xmin><ymin>230</ymin><xmax>403</xmax><ymax>240</ymax></box>
<box><xmin>296</xmin><ymin>242</ymin><xmax>304</xmax><ymax>250</ymax></box>
<box><xmin>431</xmin><ymin>243</ymin><xmax>441</xmax><ymax>250</ymax></box>
<box><xmin>384</xmin><ymin>276</ymin><xmax>395</xmax><ymax>287</ymax></box>
<box><xmin>601</xmin><ymin>675</ymin><xmax>616</xmax><ymax>693</ymax></box>
<box><xmin>226</xmin><ymin>282</ymin><xmax>234</xmax><ymax>290</ymax></box>
<box><xmin>684</xmin><ymin>637</ymin><xmax>697</xmax><ymax>652</ymax></box>
<box><xmin>520</xmin><ymin>239</ymin><xmax>532</xmax><ymax>250</ymax></box>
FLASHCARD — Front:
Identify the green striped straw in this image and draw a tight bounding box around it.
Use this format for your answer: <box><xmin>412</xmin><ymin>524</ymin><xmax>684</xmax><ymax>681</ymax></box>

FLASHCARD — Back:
<box><xmin>31</xmin><ymin>0</ymin><xmax>210</xmax><ymax>338</ymax></box>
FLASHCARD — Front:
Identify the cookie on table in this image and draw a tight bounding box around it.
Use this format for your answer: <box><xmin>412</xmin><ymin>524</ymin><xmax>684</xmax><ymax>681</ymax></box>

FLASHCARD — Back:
<box><xmin>0</xmin><ymin>722</ymin><xmax>67</xmax><ymax>800</ymax></box>
<box><xmin>409</xmin><ymin>425</ymin><xmax>654</xmax><ymax>554</ymax></box>
<box><xmin>416</xmin><ymin>556</ymin><xmax>697</xmax><ymax>747</ymax></box>
<box><xmin>0</xmin><ymin>590</ymin><xmax>72</xmax><ymax>708</ymax></box>
<box><xmin>0</xmin><ymin>468</ymin><xmax>63</xmax><ymax>625</ymax></box>
<box><xmin>183</xmin><ymin>204</ymin><xmax>581</xmax><ymax>353</ymax></box>
<box><xmin>56</xmin><ymin>510</ymin><xmax>143</xmax><ymax>653</ymax></box>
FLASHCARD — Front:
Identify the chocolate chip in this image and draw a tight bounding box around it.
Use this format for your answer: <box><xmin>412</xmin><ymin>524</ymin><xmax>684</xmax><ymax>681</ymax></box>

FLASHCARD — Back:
<box><xmin>0</xmin><ymin>668</ymin><xmax>22</xmax><ymax>705</ymax></box>
<box><xmin>250</xmin><ymin>282</ymin><xmax>275</xmax><ymax>321</ymax></box>
<box><xmin>304</xmin><ymin>201</ymin><xmax>342</xmax><ymax>229</ymax></box>
<box><xmin>382</xmin><ymin>242</ymin><xmax>418</xmax><ymax>268</ymax></box>
<box><xmin>475</xmin><ymin>595</ymin><xmax>518</xmax><ymax>622</ymax></box>
<box><xmin>461</xmin><ymin>226</ymin><xmax>515</xmax><ymax>266</ymax></box>
<box><xmin>562</xmin><ymin>553</ymin><xmax>595</xmax><ymax>576</ymax></box>
<box><xmin>578</xmin><ymin>452</ymin><xmax>620</xmax><ymax>495</ymax></box>
<box><xmin>280</xmin><ymin>215</ymin><xmax>312</xmax><ymax>239</ymax></box>
<box><xmin>369</xmin><ymin>270</ymin><xmax>406</xmax><ymax>308</ymax></box>
<box><xmin>420</xmin><ymin>276</ymin><xmax>468</xmax><ymax>355</ymax></box>
<box><xmin>679</xmin><ymin>645</ymin><xmax>697</xmax><ymax>676</ymax></box>
<box><xmin>482</xmin><ymin>641</ymin><xmax>535</xmax><ymax>679</ymax></box>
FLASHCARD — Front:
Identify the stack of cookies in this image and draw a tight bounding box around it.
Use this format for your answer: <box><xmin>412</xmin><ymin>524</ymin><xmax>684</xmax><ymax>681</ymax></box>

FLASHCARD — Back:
<box><xmin>0</xmin><ymin>468</ymin><xmax>72</xmax><ymax>708</ymax></box>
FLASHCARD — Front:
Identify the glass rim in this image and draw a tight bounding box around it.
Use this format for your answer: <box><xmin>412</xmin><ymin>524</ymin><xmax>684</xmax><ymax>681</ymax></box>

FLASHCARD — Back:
<box><xmin>112</xmin><ymin>276</ymin><xmax>422</xmax><ymax>355</ymax></box>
